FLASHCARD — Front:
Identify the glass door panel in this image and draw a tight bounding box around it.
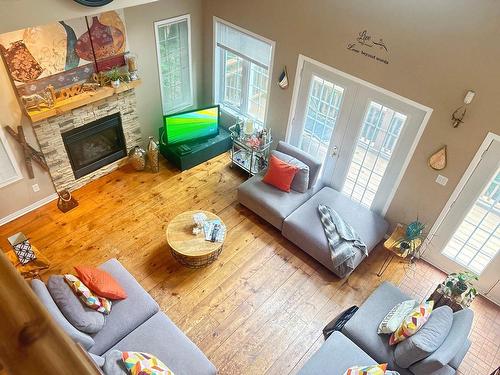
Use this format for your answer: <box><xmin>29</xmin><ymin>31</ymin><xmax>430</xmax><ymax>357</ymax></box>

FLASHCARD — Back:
<box><xmin>299</xmin><ymin>76</ymin><xmax>344</xmax><ymax>162</ymax></box>
<box><xmin>342</xmin><ymin>101</ymin><xmax>407</xmax><ymax>208</ymax></box>
<box><xmin>441</xmin><ymin>170</ymin><xmax>499</xmax><ymax>274</ymax></box>
<box><xmin>425</xmin><ymin>139</ymin><xmax>500</xmax><ymax>304</ymax></box>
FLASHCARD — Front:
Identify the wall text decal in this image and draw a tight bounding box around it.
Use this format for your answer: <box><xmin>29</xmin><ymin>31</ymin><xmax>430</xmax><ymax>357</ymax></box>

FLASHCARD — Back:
<box><xmin>347</xmin><ymin>30</ymin><xmax>389</xmax><ymax>65</ymax></box>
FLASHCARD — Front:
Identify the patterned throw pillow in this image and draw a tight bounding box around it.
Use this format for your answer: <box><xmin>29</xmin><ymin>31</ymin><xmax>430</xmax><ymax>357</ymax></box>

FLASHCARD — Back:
<box><xmin>343</xmin><ymin>364</ymin><xmax>387</xmax><ymax>375</ymax></box>
<box><xmin>389</xmin><ymin>300</ymin><xmax>434</xmax><ymax>345</ymax></box>
<box><xmin>64</xmin><ymin>274</ymin><xmax>112</xmax><ymax>315</ymax></box>
<box><xmin>14</xmin><ymin>239</ymin><xmax>37</xmax><ymax>265</ymax></box>
<box><xmin>378</xmin><ymin>300</ymin><xmax>416</xmax><ymax>334</ymax></box>
<box><xmin>122</xmin><ymin>352</ymin><xmax>174</xmax><ymax>375</ymax></box>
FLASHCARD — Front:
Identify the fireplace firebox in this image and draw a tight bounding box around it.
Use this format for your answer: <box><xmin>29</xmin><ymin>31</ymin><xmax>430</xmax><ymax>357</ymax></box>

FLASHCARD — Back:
<box><xmin>62</xmin><ymin>113</ymin><xmax>127</xmax><ymax>179</ymax></box>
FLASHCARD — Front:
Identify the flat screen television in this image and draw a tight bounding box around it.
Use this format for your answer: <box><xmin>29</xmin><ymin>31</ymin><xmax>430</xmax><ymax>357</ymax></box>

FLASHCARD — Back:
<box><xmin>164</xmin><ymin>105</ymin><xmax>220</xmax><ymax>145</ymax></box>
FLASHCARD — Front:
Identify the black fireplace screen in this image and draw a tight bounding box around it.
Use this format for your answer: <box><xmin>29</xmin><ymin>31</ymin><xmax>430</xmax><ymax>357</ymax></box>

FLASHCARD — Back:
<box><xmin>62</xmin><ymin>113</ymin><xmax>127</xmax><ymax>179</ymax></box>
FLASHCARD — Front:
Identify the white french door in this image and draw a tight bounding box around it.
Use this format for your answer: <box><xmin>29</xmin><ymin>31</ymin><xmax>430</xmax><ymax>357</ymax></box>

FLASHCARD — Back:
<box><xmin>287</xmin><ymin>57</ymin><xmax>430</xmax><ymax>215</ymax></box>
<box><xmin>424</xmin><ymin>137</ymin><xmax>500</xmax><ymax>304</ymax></box>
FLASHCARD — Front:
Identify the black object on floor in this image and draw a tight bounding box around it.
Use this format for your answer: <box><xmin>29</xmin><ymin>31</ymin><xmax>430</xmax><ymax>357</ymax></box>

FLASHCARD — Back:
<box><xmin>322</xmin><ymin>305</ymin><xmax>358</xmax><ymax>340</ymax></box>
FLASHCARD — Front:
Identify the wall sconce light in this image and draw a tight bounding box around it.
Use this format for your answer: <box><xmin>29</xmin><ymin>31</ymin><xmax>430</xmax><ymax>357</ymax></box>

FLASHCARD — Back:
<box><xmin>452</xmin><ymin>90</ymin><xmax>475</xmax><ymax>128</ymax></box>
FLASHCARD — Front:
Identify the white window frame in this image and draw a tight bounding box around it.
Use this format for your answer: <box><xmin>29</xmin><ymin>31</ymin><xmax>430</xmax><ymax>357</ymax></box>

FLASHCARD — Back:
<box><xmin>154</xmin><ymin>14</ymin><xmax>194</xmax><ymax>115</ymax></box>
<box><xmin>212</xmin><ymin>16</ymin><xmax>275</xmax><ymax>127</ymax></box>
<box><xmin>0</xmin><ymin>126</ymin><xmax>22</xmax><ymax>188</ymax></box>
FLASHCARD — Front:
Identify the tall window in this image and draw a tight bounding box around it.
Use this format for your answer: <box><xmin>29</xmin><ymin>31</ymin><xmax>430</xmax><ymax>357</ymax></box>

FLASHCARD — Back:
<box><xmin>214</xmin><ymin>18</ymin><xmax>274</xmax><ymax>126</ymax></box>
<box><xmin>155</xmin><ymin>15</ymin><xmax>193</xmax><ymax>114</ymax></box>
<box><xmin>0</xmin><ymin>127</ymin><xmax>22</xmax><ymax>188</ymax></box>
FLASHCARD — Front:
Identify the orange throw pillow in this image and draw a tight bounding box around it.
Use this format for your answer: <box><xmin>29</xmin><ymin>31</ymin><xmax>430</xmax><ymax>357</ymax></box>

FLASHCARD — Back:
<box><xmin>262</xmin><ymin>155</ymin><xmax>299</xmax><ymax>192</ymax></box>
<box><xmin>75</xmin><ymin>266</ymin><xmax>127</xmax><ymax>300</ymax></box>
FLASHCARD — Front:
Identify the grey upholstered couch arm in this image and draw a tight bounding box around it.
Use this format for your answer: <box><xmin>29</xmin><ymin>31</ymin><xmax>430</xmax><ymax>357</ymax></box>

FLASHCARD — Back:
<box><xmin>409</xmin><ymin>308</ymin><xmax>473</xmax><ymax>374</ymax></box>
<box><xmin>276</xmin><ymin>141</ymin><xmax>322</xmax><ymax>188</ymax></box>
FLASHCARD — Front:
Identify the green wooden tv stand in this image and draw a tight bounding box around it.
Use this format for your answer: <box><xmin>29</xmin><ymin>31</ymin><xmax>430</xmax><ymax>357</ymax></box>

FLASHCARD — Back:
<box><xmin>158</xmin><ymin>127</ymin><xmax>232</xmax><ymax>171</ymax></box>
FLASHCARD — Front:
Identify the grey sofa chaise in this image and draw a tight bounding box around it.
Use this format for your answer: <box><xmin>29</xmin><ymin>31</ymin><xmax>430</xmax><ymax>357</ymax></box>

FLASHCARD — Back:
<box><xmin>300</xmin><ymin>282</ymin><xmax>473</xmax><ymax>375</ymax></box>
<box><xmin>238</xmin><ymin>141</ymin><xmax>389</xmax><ymax>277</ymax></box>
<box><xmin>31</xmin><ymin>258</ymin><xmax>216</xmax><ymax>375</ymax></box>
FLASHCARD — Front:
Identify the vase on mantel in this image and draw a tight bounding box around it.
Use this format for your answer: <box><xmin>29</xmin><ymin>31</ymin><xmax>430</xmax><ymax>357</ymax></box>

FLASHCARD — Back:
<box><xmin>147</xmin><ymin>136</ymin><xmax>159</xmax><ymax>173</ymax></box>
<box><xmin>128</xmin><ymin>145</ymin><xmax>146</xmax><ymax>171</ymax></box>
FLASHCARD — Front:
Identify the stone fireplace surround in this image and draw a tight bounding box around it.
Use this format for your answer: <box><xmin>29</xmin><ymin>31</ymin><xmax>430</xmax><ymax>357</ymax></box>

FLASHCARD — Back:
<box><xmin>32</xmin><ymin>89</ymin><xmax>142</xmax><ymax>192</ymax></box>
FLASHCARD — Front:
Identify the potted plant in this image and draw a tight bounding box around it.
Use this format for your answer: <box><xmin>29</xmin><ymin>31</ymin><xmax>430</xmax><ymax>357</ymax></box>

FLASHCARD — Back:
<box><xmin>440</xmin><ymin>270</ymin><xmax>478</xmax><ymax>307</ymax></box>
<box><xmin>394</xmin><ymin>220</ymin><xmax>426</xmax><ymax>260</ymax></box>
<box><xmin>107</xmin><ymin>67</ymin><xmax>123</xmax><ymax>88</ymax></box>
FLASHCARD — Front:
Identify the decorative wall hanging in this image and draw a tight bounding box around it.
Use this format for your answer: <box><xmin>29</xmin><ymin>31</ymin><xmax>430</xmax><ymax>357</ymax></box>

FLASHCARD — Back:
<box><xmin>452</xmin><ymin>90</ymin><xmax>475</xmax><ymax>128</ymax></box>
<box><xmin>0</xmin><ymin>10</ymin><xmax>128</xmax><ymax>100</ymax></box>
<box><xmin>429</xmin><ymin>146</ymin><xmax>447</xmax><ymax>171</ymax></box>
<box><xmin>346</xmin><ymin>30</ymin><xmax>389</xmax><ymax>65</ymax></box>
<box><xmin>277</xmin><ymin>66</ymin><xmax>289</xmax><ymax>89</ymax></box>
<box><xmin>5</xmin><ymin>126</ymin><xmax>48</xmax><ymax>179</ymax></box>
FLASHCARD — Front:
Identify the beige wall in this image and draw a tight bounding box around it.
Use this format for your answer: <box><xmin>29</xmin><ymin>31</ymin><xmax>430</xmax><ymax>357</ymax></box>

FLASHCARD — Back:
<box><xmin>124</xmin><ymin>0</ymin><xmax>204</xmax><ymax>140</ymax></box>
<box><xmin>202</xmin><ymin>0</ymin><xmax>500</xmax><ymax>229</ymax></box>
<box><xmin>0</xmin><ymin>61</ymin><xmax>56</xmax><ymax>220</ymax></box>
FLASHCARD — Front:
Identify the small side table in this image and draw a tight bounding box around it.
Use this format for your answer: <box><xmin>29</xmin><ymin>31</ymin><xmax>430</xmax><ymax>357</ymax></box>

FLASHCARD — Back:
<box><xmin>377</xmin><ymin>224</ymin><xmax>421</xmax><ymax>277</ymax></box>
<box><xmin>427</xmin><ymin>286</ymin><xmax>463</xmax><ymax>312</ymax></box>
<box><xmin>166</xmin><ymin>210</ymin><xmax>226</xmax><ymax>268</ymax></box>
<box><xmin>229</xmin><ymin>125</ymin><xmax>272</xmax><ymax>176</ymax></box>
<box><xmin>5</xmin><ymin>246</ymin><xmax>50</xmax><ymax>279</ymax></box>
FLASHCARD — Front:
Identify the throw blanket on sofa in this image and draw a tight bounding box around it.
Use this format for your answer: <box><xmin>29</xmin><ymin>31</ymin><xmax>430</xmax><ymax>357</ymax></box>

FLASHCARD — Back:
<box><xmin>318</xmin><ymin>204</ymin><xmax>367</xmax><ymax>271</ymax></box>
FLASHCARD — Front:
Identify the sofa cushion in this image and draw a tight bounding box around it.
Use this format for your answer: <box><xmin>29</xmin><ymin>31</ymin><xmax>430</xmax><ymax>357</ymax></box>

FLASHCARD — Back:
<box><xmin>409</xmin><ymin>309</ymin><xmax>473</xmax><ymax>375</ymax></box>
<box><xmin>105</xmin><ymin>312</ymin><xmax>216</xmax><ymax>375</ymax></box>
<box><xmin>89</xmin><ymin>259</ymin><xmax>159</xmax><ymax>355</ymax></box>
<box><xmin>394</xmin><ymin>306</ymin><xmax>453</xmax><ymax>368</ymax></box>
<box><xmin>389</xmin><ymin>301</ymin><xmax>434</xmax><ymax>345</ymax></box>
<box><xmin>237</xmin><ymin>174</ymin><xmax>317</xmax><ymax>230</ymax></box>
<box><xmin>88</xmin><ymin>352</ymin><xmax>105</xmax><ymax>368</ymax></box>
<box><xmin>31</xmin><ymin>279</ymin><xmax>95</xmax><ymax>350</ymax></box>
<box><xmin>343</xmin><ymin>282</ymin><xmax>409</xmax><ymax>364</ymax></box>
<box><xmin>75</xmin><ymin>265</ymin><xmax>128</xmax><ymax>300</ymax></box>
<box><xmin>282</xmin><ymin>187</ymin><xmax>388</xmax><ymax>277</ymax></box>
<box><xmin>47</xmin><ymin>275</ymin><xmax>105</xmax><ymax>334</ymax></box>
<box><xmin>299</xmin><ymin>331</ymin><xmax>377</xmax><ymax>375</ymax></box>
<box><xmin>276</xmin><ymin>141</ymin><xmax>322</xmax><ymax>189</ymax></box>
<box><xmin>271</xmin><ymin>150</ymin><xmax>310</xmax><ymax>193</ymax></box>
<box><xmin>262</xmin><ymin>154</ymin><xmax>299</xmax><ymax>192</ymax></box>
<box><xmin>103</xmin><ymin>350</ymin><xmax>128</xmax><ymax>375</ymax></box>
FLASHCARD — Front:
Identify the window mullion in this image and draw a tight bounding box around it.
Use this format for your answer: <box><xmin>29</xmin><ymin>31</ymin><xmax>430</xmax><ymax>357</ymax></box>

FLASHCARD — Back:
<box><xmin>240</xmin><ymin>59</ymin><xmax>250</xmax><ymax>117</ymax></box>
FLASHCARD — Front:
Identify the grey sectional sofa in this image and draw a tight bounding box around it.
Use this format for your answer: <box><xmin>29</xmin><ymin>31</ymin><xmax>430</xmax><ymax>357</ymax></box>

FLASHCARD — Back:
<box><xmin>299</xmin><ymin>282</ymin><xmax>473</xmax><ymax>375</ymax></box>
<box><xmin>238</xmin><ymin>141</ymin><xmax>389</xmax><ymax>277</ymax></box>
<box><xmin>31</xmin><ymin>258</ymin><xmax>216</xmax><ymax>375</ymax></box>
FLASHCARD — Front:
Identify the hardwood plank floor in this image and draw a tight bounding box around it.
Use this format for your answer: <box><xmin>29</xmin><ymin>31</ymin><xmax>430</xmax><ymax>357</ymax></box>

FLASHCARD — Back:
<box><xmin>1</xmin><ymin>154</ymin><xmax>495</xmax><ymax>375</ymax></box>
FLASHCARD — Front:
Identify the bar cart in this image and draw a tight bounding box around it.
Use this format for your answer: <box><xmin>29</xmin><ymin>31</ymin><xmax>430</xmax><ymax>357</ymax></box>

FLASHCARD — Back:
<box><xmin>229</xmin><ymin>123</ymin><xmax>272</xmax><ymax>176</ymax></box>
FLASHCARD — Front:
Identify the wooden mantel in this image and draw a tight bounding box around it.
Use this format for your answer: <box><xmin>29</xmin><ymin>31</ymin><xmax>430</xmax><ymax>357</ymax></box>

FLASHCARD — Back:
<box><xmin>26</xmin><ymin>80</ymin><xmax>142</xmax><ymax>123</ymax></box>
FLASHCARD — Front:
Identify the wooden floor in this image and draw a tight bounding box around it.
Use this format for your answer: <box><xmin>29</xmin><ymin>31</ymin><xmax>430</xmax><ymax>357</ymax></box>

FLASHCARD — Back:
<box><xmin>1</xmin><ymin>154</ymin><xmax>413</xmax><ymax>374</ymax></box>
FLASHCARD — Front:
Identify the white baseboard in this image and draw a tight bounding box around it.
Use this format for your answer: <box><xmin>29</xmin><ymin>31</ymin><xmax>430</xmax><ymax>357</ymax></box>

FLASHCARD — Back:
<box><xmin>0</xmin><ymin>193</ymin><xmax>58</xmax><ymax>226</ymax></box>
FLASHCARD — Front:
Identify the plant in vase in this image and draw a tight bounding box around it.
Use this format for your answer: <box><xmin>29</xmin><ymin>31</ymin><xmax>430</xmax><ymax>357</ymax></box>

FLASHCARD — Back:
<box><xmin>440</xmin><ymin>270</ymin><xmax>478</xmax><ymax>307</ymax></box>
<box><xmin>106</xmin><ymin>67</ymin><xmax>129</xmax><ymax>88</ymax></box>
<box><xmin>394</xmin><ymin>220</ymin><xmax>426</xmax><ymax>261</ymax></box>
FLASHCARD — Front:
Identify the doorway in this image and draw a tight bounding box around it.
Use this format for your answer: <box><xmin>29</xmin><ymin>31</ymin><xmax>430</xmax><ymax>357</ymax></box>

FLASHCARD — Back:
<box><xmin>424</xmin><ymin>134</ymin><xmax>500</xmax><ymax>304</ymax></box>
<box><xmin>286</xmin><ymin>56</ymin><xmax>432</xmax><ymax>215</ymax></box>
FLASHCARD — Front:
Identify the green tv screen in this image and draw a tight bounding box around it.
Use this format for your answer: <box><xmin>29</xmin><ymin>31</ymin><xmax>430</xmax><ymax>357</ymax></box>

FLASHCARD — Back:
<box><xmin>164</xmin><ymin>106</ymin><xmax>219</xmax><ymax>145</ymax></box>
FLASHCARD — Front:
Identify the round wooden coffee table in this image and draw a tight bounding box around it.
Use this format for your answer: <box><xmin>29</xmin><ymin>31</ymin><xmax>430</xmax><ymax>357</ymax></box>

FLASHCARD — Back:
<box><xmin>166</xmin><ymin>210</ymin><xmax>225</xmax><ymax>268</ymax></box>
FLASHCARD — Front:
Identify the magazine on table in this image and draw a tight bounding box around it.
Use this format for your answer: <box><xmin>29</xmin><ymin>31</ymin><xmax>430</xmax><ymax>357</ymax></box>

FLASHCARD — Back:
<box><xmin>203</xmin><ymin>219</ymin><xmax>226</xmax><ymax>243</ymax></box>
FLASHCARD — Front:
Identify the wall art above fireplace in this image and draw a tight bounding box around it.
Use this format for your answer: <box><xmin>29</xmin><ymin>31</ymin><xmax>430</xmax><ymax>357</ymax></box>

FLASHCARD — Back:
<box><xmin>0</xmin><ymin>9</ymin><xmax>128</xmax><ymax>98</ymax></box>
